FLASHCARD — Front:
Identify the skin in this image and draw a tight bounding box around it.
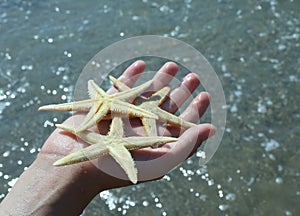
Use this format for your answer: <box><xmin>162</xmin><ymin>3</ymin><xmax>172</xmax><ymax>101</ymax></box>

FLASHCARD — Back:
<box><xmin>0</xmin><ymin>60</ymin><xmax>215</xmax><ymax>216</ymax></box>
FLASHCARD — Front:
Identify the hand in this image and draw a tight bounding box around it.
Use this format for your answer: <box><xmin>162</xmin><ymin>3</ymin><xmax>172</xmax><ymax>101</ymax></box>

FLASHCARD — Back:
<box><xmin>0</xmin><ymin>60</ymin><xmax>215</xmax><ymax>215</ymax></box>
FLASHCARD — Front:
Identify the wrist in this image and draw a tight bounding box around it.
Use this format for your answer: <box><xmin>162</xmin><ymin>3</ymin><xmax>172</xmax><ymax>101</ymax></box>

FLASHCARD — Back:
<box><xmin>0</xmin><ymin>152</ymin><xmax>104</xmax><ymax>215</ymax></box>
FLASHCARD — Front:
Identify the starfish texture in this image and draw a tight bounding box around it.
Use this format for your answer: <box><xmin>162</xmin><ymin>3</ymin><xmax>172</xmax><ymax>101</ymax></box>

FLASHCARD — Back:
<box><xmin>54</xmin><ymin>117</ymin><xmax>178</xmax><ymax>184</ymax></box>
<box><xmin>110</xmin><ymin>76</ymin><xmax>196</xmax><ymax>136</ymax></box>
<box><xmin>39</xmin><ymin>79</ymin><xmax>157</xmax><ymax>132</ymax></box>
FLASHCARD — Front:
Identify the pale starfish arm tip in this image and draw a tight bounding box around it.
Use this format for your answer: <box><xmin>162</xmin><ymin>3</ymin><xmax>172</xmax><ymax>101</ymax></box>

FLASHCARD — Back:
<box><xmin>55</xmin><ymin>123</ymin><xmax>75</xmax><ymax>133</ymax></box>
<box><xmin>108</xmin><ymin>144</ymin><xmax>138</xmax><ymax>184</ymax></box>
<box><xmin>38</xmin><ymin>99</ymin><xmax>94</xmax><ymax>112</ymax></box>
<box><xmin>53</xmin><ymin>159</ymin><xmax>64</xmax><ymax>166</ymax></box>
<box><xmin>38</xmin><ymin>105</ymin><xmax>53</xmax><ymax>111</ymax></box>
<box><xmin>39</xmin><ymin>104</ymin><xmax>66</xmax><ymax>111</ymax></box>
<box><xmin>132</xmin><ymin>178</ymin><xmax>138</xmax><ymax>184</ymax></box>
<box><xmin>53</xmin><ymin>153</ymin><xmax>88</xmax><ymax>167</ymax></box>
<box><xmin>53</xmin><ymin>150</ymin><xmax>85</xmax><ymax>166</ymax></box>
<box><xmin>55</xmin><ymin>123</ymin><xmax>63</xmax><ymax>128</ymax></box>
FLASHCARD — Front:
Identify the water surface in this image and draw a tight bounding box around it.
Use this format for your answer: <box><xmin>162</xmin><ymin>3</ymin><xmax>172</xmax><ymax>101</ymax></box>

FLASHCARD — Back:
<box><xmin>0</xmin><ymin>0</ymin><xmax>299</xmax><ymax>215</ymax></box>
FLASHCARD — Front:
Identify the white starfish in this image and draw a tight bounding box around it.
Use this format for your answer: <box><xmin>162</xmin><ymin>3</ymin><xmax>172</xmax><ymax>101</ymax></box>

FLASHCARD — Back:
<box><xmin>39</xmin><ymin>79</ymin><xmax>158</xmax><ymax>132</ymax></box>
<box><xmin>54</xmin><ymin>117</ymin><xmax>178</xmax><ymax>184</ymax></box>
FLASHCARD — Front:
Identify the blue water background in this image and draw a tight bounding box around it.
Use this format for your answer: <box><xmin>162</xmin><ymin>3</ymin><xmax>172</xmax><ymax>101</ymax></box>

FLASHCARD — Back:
<box><xmin>0</xmin><ymin>0</ymin><xmax>299</xmax><ymax>215</ymax></box>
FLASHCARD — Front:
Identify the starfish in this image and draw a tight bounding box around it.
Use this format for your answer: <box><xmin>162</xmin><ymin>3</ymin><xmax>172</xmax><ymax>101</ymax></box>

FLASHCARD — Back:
<box><xmin>54</xmin><ymin>116</ymin><xmax>178</xmax><ymax>184</ymax></box>
<box><xmin>39</xmin><ymin>79</ymin><xmax>158</xmax><ymax>132</ymax></box>
<box><xmin>109</xmin><ymin>76</ymin><xmax>196</xmax><ymax>136</ymax></box>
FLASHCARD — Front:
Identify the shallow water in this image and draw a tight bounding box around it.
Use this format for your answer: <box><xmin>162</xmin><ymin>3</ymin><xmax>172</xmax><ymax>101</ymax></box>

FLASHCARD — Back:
<box><xmin>1</xmin><ymin>0</ymin><xmax>299</xmax><ymax>215</ymax></box>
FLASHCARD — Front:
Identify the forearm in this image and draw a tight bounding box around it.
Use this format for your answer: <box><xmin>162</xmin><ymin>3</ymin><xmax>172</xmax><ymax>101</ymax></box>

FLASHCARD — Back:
<box><xmin>0</xmin><ymin>153</ymin><xmax>102</xmax><ymax>216</ymax></box>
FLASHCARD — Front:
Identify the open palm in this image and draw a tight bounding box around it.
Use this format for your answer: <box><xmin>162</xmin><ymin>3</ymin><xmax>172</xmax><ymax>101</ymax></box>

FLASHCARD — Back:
<box><xmin>40</xmin><ymin>60</ymin><xmax>215</xmax><ymax>187</ymax></box>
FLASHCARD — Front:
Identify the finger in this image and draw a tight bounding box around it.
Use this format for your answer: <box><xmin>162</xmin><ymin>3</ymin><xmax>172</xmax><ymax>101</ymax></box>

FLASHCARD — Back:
<box><xmin>185</xmin><ymin>123</ymin><xmax>216</xmax><ymax>158</ymax></box>
<box><xmin>150</xmin><ymin>62</ymin><xmax>178</xmax><ymax>91</ymax></box>
<box><xmin>160</xmin><ymin>73</ymin><xmax>200</xmax><ymax>113</ymax></box>
<box><xmin>180</xmin><ymin>92</ymin><xmax>210</xmax><ymax>123</ymax></box>
<box><xmin>165</xmin><ymin>92</ymin><xmax>210</xmax><ymax>137</ymax></box>
<box><xmin>134</xmin><ymin>124</ymin><xmax>214</xmax><ymax>159</ymax></box>
<box><xmin>107</xmin><ymin>60</ymin><xmax>146</xmax><ymax>94</ymax></box>
<box><xmin>133</xmin><ymin>124</ymin><xmax>216</xmax><ymax>181</ymax></box>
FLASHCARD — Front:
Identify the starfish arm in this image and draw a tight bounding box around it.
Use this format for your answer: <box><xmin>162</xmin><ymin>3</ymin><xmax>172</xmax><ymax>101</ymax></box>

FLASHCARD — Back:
<box><xmin>136</xmin><ymin>86</ymin><xmax>170</xmax><ymax>106</ymax></box>
<box><xmin>114</xmin><ymin>79</ymin><xmax>153</xmax><ymax>101</ymax></box>
<box><xmin>108</xmin><ymin>144</ymin><xmax>137</xmax><ymax>184</ymax></box>
<box><xmin>88</xmin><ymin>80</ymin><xmax>107</xmax><ymax>97</ymax></box>
<box><xmin>151</xmin><ymin>107</ymin><xmax>196</xmax><ymax>128</ymax></box>
<box><xmin>123</xmin><ymin>136</ymin><xmax>178</xmax><ymax>150</ymax></box>
<box><xmin>38</xmin><ymin>99</ymin><xmax>95</xmax><ymax>112</ymax></box>
<box><xmin>111</xmin><ymin>100</ymin><xmax>158</xmax><ymax>119</ymax></box>
<box><xmin>110</xmin><ymin>75</ymin><xmax>147</xmax><ymax>104</ymax></box>
<box><xmin>141</xmin><ymin>117</ymin><xmax>158</xmax><ymax>136</ymax></box>
<box><xmin>56</xmin><ymin>124</ymin><xmax>102</xmax><ymax>145</ymax></box>
<box><xmin>53</xmin><ymin>143</ymin><xmax>109</xmax><ymax>166</ymax></box>
<box><xmin>108</xmin><ymin>116</ymin><xmax>124</xmax><ymax>137</ymax></box>
<box><xmin>152</xmin><ymin>86</ymin><xmax>170</xmax><ymax>105</ymax></box>
<box><xmin>110</xmin><ymin>76</ymin><xmax>170</xmax><ymax>106</ymax></box>
<box><xmin>76</xmin><ymin>101</ymin><xmax>109</xmax><ymax>132</ymax></box>
<box><xmin>109</xmin><ymin>75</ymin><xmax>130</xmax><ymax>91</ymax></box>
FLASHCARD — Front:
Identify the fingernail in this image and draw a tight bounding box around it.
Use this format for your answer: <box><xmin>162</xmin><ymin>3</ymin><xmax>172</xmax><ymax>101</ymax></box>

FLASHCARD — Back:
<box><xmin>194</xmin><ymin>93</ymin><xmax>203</xmax><ymax>103</ymax></box>
<box><xmin>182</xmin><ymin>74</ymin><xmax>194</xmax><ymax>87</ymax></box>
<box><xmin>183</xmin><ymin>73</ymin><xmax>200</xmax><ymax>85</ymax></box>
<box><xmin>208</xmin><ymin>125</ymin><xmax>216</xmax><ymax>137</ymax></box>
<box><xmin>133</xmin><ymin>60</ymin><xmax>141</xmax><ymax>67</ymax></box>
<box><xmin>163</xmin><ymin>62</ymin><xmax>171</xmax><ymax>69</ymax></box>
<box><xmin>183</xmin><ymin>73</ymin><xmax>193</xmax><ymax>82</ymax></box>
<box><xmin>165</xmin><ymin>61</ymin><xmax>178</xmax><ymax>69</ymax></box>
